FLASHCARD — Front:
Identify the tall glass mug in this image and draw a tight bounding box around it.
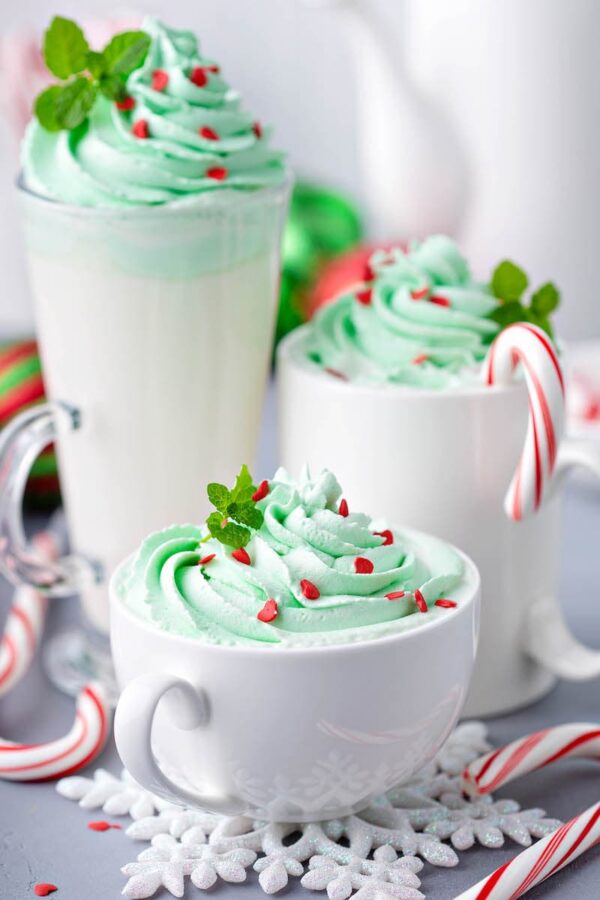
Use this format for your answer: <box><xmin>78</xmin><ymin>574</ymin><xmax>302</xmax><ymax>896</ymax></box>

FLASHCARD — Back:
<box><xmin>0</xmin><ymin>178</ymin><xmax>290</xmax><ymax>691</ymax></box>
<box><xmin>278</xmin><ymin>327</ymin><xmax>600</xmax><ymax>718</ymax></box>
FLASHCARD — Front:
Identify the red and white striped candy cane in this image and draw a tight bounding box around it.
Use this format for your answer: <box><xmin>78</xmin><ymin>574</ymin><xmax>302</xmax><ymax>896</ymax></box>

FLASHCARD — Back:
<box><xmin>455</xmin><ymin>801</ymin><xmax>600</xmax><ymax>899</ymax></box>
<box><xmin>0</xmin><ymin>682</ymin><xmax>110</xmax><ymax>781</ymax></box>
<box><xmin>0</xmin><ymin>530</ymin><xmax>60</xmax><ymax>696</ymax></box>
<box><xmin>483</xmin><ymin>322</ymin><xmax>565</xmax><ymax>521</ymax></box>
<box><xmin>463</xmin><ymin>722</ymin><xmax>600</xmax><ymax>797</ymax></box>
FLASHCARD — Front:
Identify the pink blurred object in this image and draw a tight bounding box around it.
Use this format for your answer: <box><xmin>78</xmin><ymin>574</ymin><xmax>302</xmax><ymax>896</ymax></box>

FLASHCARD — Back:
<box><xmin>0</xmin><ymin>14</ymin><xmax>141</xmax><ymax>144</ymax></box>
<box><xmin>308</xmin><ymin>242</ymin><xmax>404</xmax><ymax>319</ymax></box>
<box><xmin>565</xmin><ymin>340</ymin><xmax>600</xmax><ymax>437</ymax></box>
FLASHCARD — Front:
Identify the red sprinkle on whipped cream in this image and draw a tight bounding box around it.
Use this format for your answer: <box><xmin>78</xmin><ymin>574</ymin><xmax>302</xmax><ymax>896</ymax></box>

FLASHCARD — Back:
<box><xmin>151</xmin><ymin>69</ymin><xmax>169</xmax><ymax>91</ymax></box>
<box><xmin>116</xmin><ymin>96</ymin><xmax>135</xmax><ymax>111</ymax></box>
<box><xmin>252</xmin><ymin>480</ymin><xmax>269</xmax><ymax>502</ymax></box>
<box><xmin>189</xmin><ymin>66</ymin><xmax>208</xmax><ymax>87</ymax></box>
<box><xmin>374</xmin><ymin>529</ymin><xmax>393</xmax><ymax>545</ymax></box>
<box><xmin>232</xmin><ymin>548</ymin><xmax>251</xmax><ymax>565</ymax></box>
<box><xmin>414</xmin><ymin>589</ymin><xmax>428</xmax><ymax>612</ymax></box>
<box><xmin>206</xmin><ymin>167</ymin><xmax>228</xmax><ymax>181</ymax></box>
<box><xmin>198</xmin><ymin>553</ymin><xmax>216</xmax><ymax>566</ymax></box>
<box><xmin>257</xmin><ymin>598</ymin><xmax>278</xmax><ymax>622</ymax></box>
<box><xmin>300</xmin><ymin>579</ymin><xmax>320</xmax><ymax>600</ymax></box>
<box><xmin>132</xmin><ymin>119</ymin><xmax>149</xmax><ymax>139</ymax></box>
<box><xmin>199</xmin><ymin>126</ymin><xmax>219</xmax><ymax>140</ymax></box>
<box><xmin>339</xmin><ymin>498</ymin><xmax>349</xmax><ymax>517</ymax></box>
<box><xmin>435</xmin><ymin>598</ymin><xmax>457</xmax><ymax>609</ymax></box>
<box><xmin>354</xmin><ymin>557</ymin><xmax>374</xmax><ymax>574</ymax></box>
<box><xmin>386</xmin><ymin>590</ymin><xmax>406</xmax><ymax>601</ymax></box>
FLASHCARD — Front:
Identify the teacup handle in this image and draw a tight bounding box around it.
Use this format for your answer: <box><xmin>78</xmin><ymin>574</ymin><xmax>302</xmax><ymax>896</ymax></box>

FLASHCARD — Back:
<box><xmin>0</xmin><ymin>402</ymin><xmax>101</xmax><ymax>594</ymax></box>
<box><xmin>114</xmin><ymin>672</ymin><xmax>244</xmax><ymax>815</ymax></box>
<box><xmin>524</xmin><ymin>439</ymin><xmax>600</xmax><ymax>679</ymax></box>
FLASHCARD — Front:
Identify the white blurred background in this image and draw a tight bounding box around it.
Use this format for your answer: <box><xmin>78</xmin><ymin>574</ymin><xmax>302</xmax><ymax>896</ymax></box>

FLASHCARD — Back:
<box><xmin>1</xmin><ymin>0</ymin><xmax>599</xmax><ymax>339</ymax></box>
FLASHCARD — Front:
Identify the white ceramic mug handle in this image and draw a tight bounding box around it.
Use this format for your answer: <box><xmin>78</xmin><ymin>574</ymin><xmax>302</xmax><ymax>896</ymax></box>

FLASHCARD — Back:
<box><xmin>0</xmin><ymin>401</ymin><xmax>101</xmax><ymax>594</ymax></box>
<box><xmin>114</xmin><ymin>672</ymin><xmax>244</xmax><ymax>814</ymax></box>
<box><xmin>524</xmin><ymin>439</ymin><xmax>600</xmax><ymax>679</ymax></box>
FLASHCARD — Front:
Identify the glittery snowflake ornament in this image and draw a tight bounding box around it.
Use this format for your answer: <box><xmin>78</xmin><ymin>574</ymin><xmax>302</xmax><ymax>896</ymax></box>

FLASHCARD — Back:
<box><xmin>56</xmin><ymin>722</ymin><xmax>562</xmax><ymax>899</ymax></box>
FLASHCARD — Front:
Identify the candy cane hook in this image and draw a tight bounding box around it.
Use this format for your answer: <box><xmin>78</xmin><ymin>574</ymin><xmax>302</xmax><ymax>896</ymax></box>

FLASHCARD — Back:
<box><xmin>0</xmin><ymin>682</ymin><xmax>110</xmax><ymax>781</ymax></box>
<box><xmin>483</xmin><ymin>323</ymin><xmax>565</xmax><ymax>521</ymax></box>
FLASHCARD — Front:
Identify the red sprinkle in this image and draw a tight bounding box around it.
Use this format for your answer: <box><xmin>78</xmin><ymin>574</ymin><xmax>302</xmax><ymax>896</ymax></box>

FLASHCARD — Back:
<box><xmin>115</xmin><ymin>95</ymin><xmax>135</xmax><ymax>111</ymax></box>
<box><xmin>414</xmin><ymin>589</ymin><xmax>428</xmax><ymax>613</ymax></box>
<box><xmin>198</xmin><ymin>553</ymin><xmax>216</xmax><ymax>566</ymax></box>
<box><xmin>339</xmin><ymin>498</ymin><xmax>349</xmax><ymax>518</ymax></box>
<box><xmin>206</xmin><ymin>64</ymin><xmax>220</xmax><ymax>73</ymax></box>
<box><xmin>374</xmin><ymin>529</ymin><xmax>394</xmax><ymax>546</ymax></box>
<box><xmin>257</xmin><ymin>598</ymin><xmax>278</xmax><ymax>623</ymax></box>
<box><xmin>253</xmin><ymin>121</ymin><xmax>263</xmax><ymax>139</ymax></box>
<box><xmin>87</xmin><ymin>820</ymin><xmax>121</xmax><ymax>832</ymax></box>
<box><xmin>354</xmin><ymin>557</ymin><xmax>374</xmax><ymax>574</ymax></box>
<box><xmin>412</xmin><ymin>353</ymin><xmax>428</xmax><ymax>365</ymax></box>
<box><xmin>206</xmin><ymin>166</ymin><xmax>228</xmax><ymax>181</ymax></box>
<box><xmin>435</xmin><ymin>598</ymin><xmax>457</xmax><ymax>609</ymax></box>
<box><xmin>363</xmin><ymin>263</ymin><xmax>375</xmax><ymax>282</ymax></box>
<box><xmin>411</xmin><ymin>285</ymin><xmax>429</xmax><ymax>300</ymax></box>
<box><xmin>199</xmin><ymin>125</ymin><xmax>219</xmax><ymax>140</ymax></box>
<box><xmin>34</xmin><ymin>886</ymin><xmax>58</xmax><ymax>897</ymax></box>
<box><xmin>252</xmin><ymin>480</ymin><xmax>269</xmax><ymax>502</ymax></box>
<box><xmin>430</xmin><ymin>295</ymin><xmax>451</xmax><ymax>308</ymax></box>
<box><xmin>386</xmin><ymin>590</ymin><xmax>406</xmax><ymax>601</ymax></box>
<box><xmin>151</xmin><ymin>68</ymin><xmax>169</xmax><ymax>92</ymax></box>
<box><xmin>189</xmin><ymin>66</ymin><xmax>208</xmax><ymax>87</ymax></box>
<box><xmin>300</xmin><ymin>579</ymin><xmax>320</xmax><ymax>600</ymax></box>
<box><xmin>356</xmin><ymin>288</ymin><xmax>372</xmax><ymax>306</ymax></box>
<box><xmin>232</xmin><ymin>548</ymin><xmax>251</xmax><ymax>565</ymax></box>
<box><xmin>325</xmin><ymin>367</ymin><xmax>348</xmax><ymax>381</ymax></box>
<box><xmin>132</xmin><ymin>119</ymin><xmax>149</xmax><ymax>139</ymax></box>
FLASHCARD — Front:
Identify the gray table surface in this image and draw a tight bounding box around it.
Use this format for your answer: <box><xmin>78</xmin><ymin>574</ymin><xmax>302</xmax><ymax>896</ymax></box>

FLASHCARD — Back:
<box><xmin>1</xmin><ymin>393</ymin><xmax>600</xmax><ymax>900</ymax></box>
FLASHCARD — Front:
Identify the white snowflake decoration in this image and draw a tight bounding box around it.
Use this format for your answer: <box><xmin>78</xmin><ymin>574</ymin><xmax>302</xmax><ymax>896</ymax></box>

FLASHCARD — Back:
<box><xmin>56</xmin><ymin>721</ymin><xmax>563</xmax><ymax>899</ymax></box>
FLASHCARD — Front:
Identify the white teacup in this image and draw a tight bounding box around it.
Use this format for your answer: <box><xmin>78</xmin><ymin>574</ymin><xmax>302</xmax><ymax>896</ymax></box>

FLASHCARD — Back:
<box><xmin>277</xmin><ymin>327</ymin><xmax>600</xmax><ymax>718</ymax></box>
<box><xmin>111</xmin><ymin>538</ymin><xmax>479</xmax><ymax>822</ymax></box>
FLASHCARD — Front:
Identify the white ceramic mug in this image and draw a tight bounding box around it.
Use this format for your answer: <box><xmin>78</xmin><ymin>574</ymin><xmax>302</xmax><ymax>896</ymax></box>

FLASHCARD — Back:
<box><xmin>0</xmin><ymin>179</ymin><xmax>290</xmax><ymax>638</ymax></box>
<box><xmin>111</xmin><ymin>540</ymin><xmax>479</xmax><ymax>821</ymax></box>
<box><xmin>277</xmin><ymin>328</ymin><xmax>600</xmax><ymax>717</ymax></box>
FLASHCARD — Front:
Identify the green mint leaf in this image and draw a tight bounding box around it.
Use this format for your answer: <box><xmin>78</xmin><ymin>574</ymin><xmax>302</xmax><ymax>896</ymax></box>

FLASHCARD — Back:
<box><xmin>86</xmin><ymin>50</ymin><xmax>106</xmax><ymax>79</ymax></box>
<box><xmin>531</xmin><ymin>282</ymin><xmax>560</xmax><ymax>316</ymax></box>
<box><xmin>44</xmin><ymin>16</ymin><xmax>89</xmax><ymax>79</ymax></box>
<box><xmin>34</xmin><ymin>85</ymin><xmax>64</xmax><ymax>131</ymax></box>
<box><xmin>229</xmin><ymin>504</ymin><xmax>263</xmax><ymax>530</ymax></box>
<box><xmin>489</xmin><ymin>301</ymin><xmax>527</xmax><ymax>329</ymax></box>
<box><xmin>491</xmin><ymin>260</ymin><xmax>529</xmax><ymax>303</ymax></box>
<box><xmin>528</xmin><ymin>312</ymin><xmax>554</xmax><ymax>339</ymax></box>
<box><xmin>98</xmin><ymin>73</ymin><xmax>128</xmax><ymax>101</ymax></box>
<box><xmin>215</xmin><ymin>521</ymin><xmax>251</xmax><ymax>548</ymax></box>
<box><xmin>54</xmin><ymin>77</ymin><xmax>96</xmax><ymax>130</ymax></box>
<box><xmin>231</xmin><ymin>464</ymin><xmax>254</xmax><ymax>501</ymax></box>
<box><xmin>206</xmin><ymin>511</ymin><xmax>225</xmax><ymax>537</ymax></box>
<box><xmin>102</xmin><ymin>31</ymin><xmax>151</xmax><ymax>77</ymax></box>
<box><xmin>207</xmin><ymin>483</ymin><xmax>230</xmax><ymax>514</ymax></box>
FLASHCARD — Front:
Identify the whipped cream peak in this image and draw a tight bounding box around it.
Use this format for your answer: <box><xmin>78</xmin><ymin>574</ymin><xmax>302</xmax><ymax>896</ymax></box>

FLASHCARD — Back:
<box><xmin>22</xmin><ymin>18</ymin><xmax>285</xmax><ymax>207</ymax></box>
<box><xmin>306</xmin><ymin>235</ymin><xmax>501</xmax><ymax>389</ymax></box>
<box><xmin>117</xmin><ymin>467</ymin><xmax>468</xmax><ymax>647</ymax></box>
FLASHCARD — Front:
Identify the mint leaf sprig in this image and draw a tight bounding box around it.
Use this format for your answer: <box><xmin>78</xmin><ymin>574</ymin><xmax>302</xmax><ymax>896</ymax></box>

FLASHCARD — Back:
<box><xmin>34</xmin><ymin>16</ymin><xmax>150</xmax><ymax>132</ymax></box>
<box><xmin>488</xmin><ymin>260</ymin><xmax>560</xmax><ymax>339</ymax></box>
<box><xmin>204</xmin><ymin>465</ymin><xmax>264</xmax><ymax>549</ymax></box>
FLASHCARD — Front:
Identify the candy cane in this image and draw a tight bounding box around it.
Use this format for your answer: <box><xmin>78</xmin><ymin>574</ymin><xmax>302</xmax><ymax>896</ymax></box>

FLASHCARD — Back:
<box><xmin>0</xmin><ymin>682</ymin><xmax>110</xmax><ymax>781</ymax></box>
<box><xmin>463</xmin><ymin>722</ymin><xmax>600</xmax><ymax>797</ymax></box>
<box><xmin>483</xmin><ymin>323</ymin><xmax>565</xmax><ymax>521</ymax></box>
<box><xmin>455</xmin><ymin>801</ymin><xmax>600</xmax><ymax>899</ymax></box>
<box><xmin>0</xmin><ymin>530</ymin><xmax>60</xmax><ymax>696</ymax></box>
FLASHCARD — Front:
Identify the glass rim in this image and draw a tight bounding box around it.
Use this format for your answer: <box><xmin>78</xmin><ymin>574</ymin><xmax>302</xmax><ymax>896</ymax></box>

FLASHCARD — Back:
<box><xmin>15</xmin><ymin>167</ymin><xmax>293</xmax><ymax>220</ymax></box>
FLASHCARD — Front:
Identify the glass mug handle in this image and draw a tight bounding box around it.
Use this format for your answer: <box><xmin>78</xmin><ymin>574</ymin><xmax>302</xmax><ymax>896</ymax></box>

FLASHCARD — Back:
<box><xmin>0</xmin><ymin>401</ymin><xmax>102</xmax><ymax>594</ymax></box>
<box><xmin>524</xmin><ymin>438</ymin><xmax>600</xmax><ymax>679</ymax></box>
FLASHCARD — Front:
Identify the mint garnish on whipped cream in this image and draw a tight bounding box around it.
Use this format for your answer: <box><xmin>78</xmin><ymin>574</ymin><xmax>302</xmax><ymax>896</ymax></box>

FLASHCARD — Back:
<box><xmin>23</xmin><ymin>17</ymin><xmax>285</xmax><ymax>206</ymax></box>
<box><xmin>117</xmin><ymin>467</ymin><xmax>468</xmax><ymax>647</ymax></box>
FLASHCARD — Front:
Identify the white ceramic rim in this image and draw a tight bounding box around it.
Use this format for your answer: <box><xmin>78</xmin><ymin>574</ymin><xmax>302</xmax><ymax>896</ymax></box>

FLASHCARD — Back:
<box><xmin>277</xmin><ymin>324</ymin><xmax>525</xmax><ymax>400</ymax></box>
<box><xmin>109</xmin><ymin>529</ymin><xmax>480</xmax><ymax>660</ymax></box>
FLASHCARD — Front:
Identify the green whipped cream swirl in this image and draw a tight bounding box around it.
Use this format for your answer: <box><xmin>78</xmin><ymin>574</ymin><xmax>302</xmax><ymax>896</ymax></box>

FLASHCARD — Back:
<box><xmin>117</xmin><ymin>468</ymin><xmax>467</xmax><ymax>647</ymax></box>
<box><xmin>306</xmin><ymin>236</ymin><xmax>501</xmax><ymax>389</ymax></box>
<box><xmin>21</xmin><ymin>18</ymin><xmax>285</xmax><ymax>207</ymax></box>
